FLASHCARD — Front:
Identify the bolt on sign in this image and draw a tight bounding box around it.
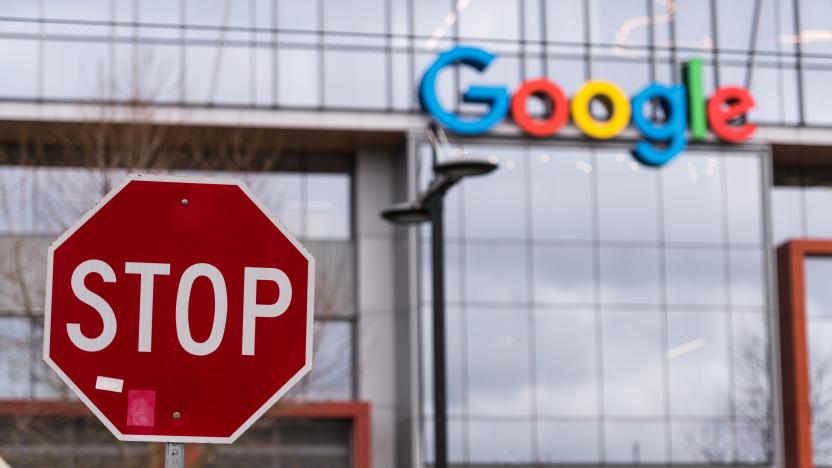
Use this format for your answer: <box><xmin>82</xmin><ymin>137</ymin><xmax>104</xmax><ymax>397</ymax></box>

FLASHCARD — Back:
<box><xmin>43</xmin><ymin>175</ymin><xmax>315</xmax><ymax>443</ymax></box>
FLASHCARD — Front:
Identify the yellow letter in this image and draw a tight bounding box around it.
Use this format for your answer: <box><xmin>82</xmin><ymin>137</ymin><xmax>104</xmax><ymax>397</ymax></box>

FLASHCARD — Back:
<box><xmin>571</xmin><ymin>80</ymin><xmax>631</xmax><ymax>139</ymax></box>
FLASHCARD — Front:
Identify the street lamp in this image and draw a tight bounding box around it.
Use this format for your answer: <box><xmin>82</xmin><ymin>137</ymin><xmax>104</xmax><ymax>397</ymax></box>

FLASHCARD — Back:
<box><xmin>381</xmin><ymin>137</ymin><xmax>497</xmax><ymax>468</ymax></box>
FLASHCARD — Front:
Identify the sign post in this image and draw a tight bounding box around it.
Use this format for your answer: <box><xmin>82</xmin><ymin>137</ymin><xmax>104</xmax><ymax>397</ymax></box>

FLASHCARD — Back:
<box><xmin>43</xmin><ymin>175</ymin><xmax>315</xmax><ymax>452</ymax></box>
<box><xmin>165</xmin><ymin>442</ymin><xmax>184</xmax><ymax>467</ymax></box>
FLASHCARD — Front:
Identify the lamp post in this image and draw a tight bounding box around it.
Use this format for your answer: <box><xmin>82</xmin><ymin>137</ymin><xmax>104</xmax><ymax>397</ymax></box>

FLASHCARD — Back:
<box><xmin>381</xmin><ymin>145</ymin><xmax>497</xmax><ymax>468</ymax></box>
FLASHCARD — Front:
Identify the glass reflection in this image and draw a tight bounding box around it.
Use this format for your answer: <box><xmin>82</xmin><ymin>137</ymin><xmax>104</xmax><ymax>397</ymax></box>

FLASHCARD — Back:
<box><xmin>604</xmin><ymin>421</ymin><xmax>667</xmax><ymax>463</ymax></box>
<box><xmin>535</xmin><ymin>308</ymin><xmax>598</xmax><ymax>415</ymax></box>
<box><xmin>468</xmin><ymin>420</ymin><xmax>532</xmax><ymax>464</ymax></box>
<box><xmin>597</xmin><ymin>150</ymin><xmax>659</xmax><ymax>242</ymax></box>
<box><xmin>599</xmin><ymin>247</ymin><xmax>661</xmax><ymax>305</ymax></box>
<box><xmin>806</xmin><ymin>258</ymin><xmax>832</xmax><ymax>316</ymax></box>
<box><xmin>530</xmin><ymin>150</ymin><xmax>594</xmax><ymax>240</ymax></box>
<box><xmin>667</xmin><ymin>311</ymin><xmax>730</xmax><ymax>416</ymax></box>
<box><xmin>771</xmin><ymin>187</ymin><xmax>805</xmax><ymax>245</ymax></box>
<box><xmin>466</xmin><ymin>307</ymin><xmax>531</xmax><ymax>416</ymax></box>
<box><xmin>465</xmin><ymin>244</ymin><xmax>527</xmax><ymax>303</ymax></box>
<box><xmin>724</xmin><ymin>156</ymin><xmax>763</xmax><ymax>244</ymax></box>
<box><xmin>602</xmin><ymin>309</ymin><xmax>664</xmax><ymax>416</ymax></box>
<box><xmin>661</xmin><ymin>154</ymin><xmax>723</xmax><ymax>243</ymax></box>
<box><xmin>732</xmin><ymin>312</ymin><xmax>771</xmax><ymax>418</ymax></box>
<box><xmin>533</xmin><ymin>246</ymin><xmax>595</xmax><ymax>304</ymax></box>
<box><xmin>0</xmin><ymin>317</ymin><xmax>31</xmax><ymax>398</ymax></box>
<box><xmin>729</xmin><ymin>250</ymin><xmax>766</xmax><ymax>307</ymax></box>
<box><xmin>670</xmin><ymin>421</ymin><xmax>733</xmax><ymax>463</ymax></box>
<box><xmin>664</xmin><ymin>248</ymin><xmax>726</xmax><ymax>306</ymax></box>
<box><xmin>806</xmin><ymin>186</ymin><xmax>832</xmax><ymax>237</ymax></box>
<box><xmin>537</xmin><ymin>421</ymin><xmax>600</xmax><ymax>463</ymax></box>
<box><xmin>462</xmin><ymin>146</ymin><xmax>527</xmax><ymax>239</ymax></box>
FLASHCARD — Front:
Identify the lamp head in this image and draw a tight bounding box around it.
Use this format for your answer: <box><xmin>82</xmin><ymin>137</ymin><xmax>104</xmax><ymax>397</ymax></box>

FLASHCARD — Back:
<box><xmin>381</xmin><ymin>202</ymin><xmax>432</xmax><ymax>225</ymax></box>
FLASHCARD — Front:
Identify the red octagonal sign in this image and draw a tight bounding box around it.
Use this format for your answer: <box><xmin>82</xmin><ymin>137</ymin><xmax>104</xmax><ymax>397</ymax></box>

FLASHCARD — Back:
<box><xmin>44</xmin><ymin>175</ymin><xmax>314</xmax><ymax>443</ymax></box>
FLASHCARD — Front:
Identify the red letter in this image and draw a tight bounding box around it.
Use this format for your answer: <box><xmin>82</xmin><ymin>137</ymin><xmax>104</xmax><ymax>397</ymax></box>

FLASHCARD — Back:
<box><xmin>511</xmin><ymin>79</ymin><xmax>569</xmax><ymax>137</ymax></box>
<box><xmin>707</xmin><ymin>86</ymin><xmax>757</xmax><ymax>143</ymax></box>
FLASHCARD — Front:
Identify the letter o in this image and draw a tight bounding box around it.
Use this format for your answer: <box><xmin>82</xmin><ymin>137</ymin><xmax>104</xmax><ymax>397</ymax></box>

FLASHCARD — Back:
<box><xmin>175</xmin><ymin>263</ymin><xmax>228</xmax><ymax>356</ymax></box>
<box><xmin>511</xmin><ymin>79</ymin><xmax>569</xmax><ymax>137</ymax></box>
<box><xmin>571</xmin><ymin>80</ymin><xmax>631</xmax><ymax>139</ymax></box>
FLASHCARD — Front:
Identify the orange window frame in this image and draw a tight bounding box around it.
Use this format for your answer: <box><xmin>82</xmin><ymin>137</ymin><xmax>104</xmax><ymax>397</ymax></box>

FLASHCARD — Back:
<box><xmin>777</xmin><ymin>239</ymin><xmax>832</xmax><ymax>468</ymax></box>
<box><xmin>0</xmin><ymin>400</ymin><xmax>371</xmax><ymax>468</ymax></box>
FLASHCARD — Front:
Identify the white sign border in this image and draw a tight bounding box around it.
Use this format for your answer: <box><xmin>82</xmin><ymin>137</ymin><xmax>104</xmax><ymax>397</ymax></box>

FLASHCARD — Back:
<box><xmin>43</xmin><ymin>173</ymin><xmax>316</xmax><ymax>444</ymax></box>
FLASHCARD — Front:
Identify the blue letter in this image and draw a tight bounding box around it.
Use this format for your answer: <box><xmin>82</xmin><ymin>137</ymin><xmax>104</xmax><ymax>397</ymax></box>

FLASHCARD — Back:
<box><xmin>631</xmin><ymin>83</ymin><xmax>688</xmax><ymax>166</ymax></box>
<box><xmin>419</xmin><ymin>46</ymin><xmax>510</xmax><ymax>135</ymax></box>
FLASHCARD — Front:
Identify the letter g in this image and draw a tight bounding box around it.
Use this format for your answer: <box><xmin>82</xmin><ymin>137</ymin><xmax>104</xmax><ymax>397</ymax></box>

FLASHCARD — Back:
<box><xmin>419</xmin><ymin>46</ymin><xmax>509</xmax><ymax>135</ymax></box>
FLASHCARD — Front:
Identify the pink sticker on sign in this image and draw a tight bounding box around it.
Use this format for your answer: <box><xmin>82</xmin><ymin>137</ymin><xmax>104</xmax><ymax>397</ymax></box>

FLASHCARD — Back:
<box><xmin>126</xmin><ymin>390</ymin><xmax>156</xmax><ymax>427</ymax></box>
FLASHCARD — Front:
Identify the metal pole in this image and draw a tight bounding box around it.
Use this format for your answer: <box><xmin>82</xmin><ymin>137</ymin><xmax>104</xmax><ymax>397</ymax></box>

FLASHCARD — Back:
<box><xmin>430</xmin><ymin>194</ymin><xmax>448</xmax><ymax>468</ymax></box>
<box><xmin>165</xmin><ymin>442</ymin><xmax>185</xmax><ymax>468</ymax></box>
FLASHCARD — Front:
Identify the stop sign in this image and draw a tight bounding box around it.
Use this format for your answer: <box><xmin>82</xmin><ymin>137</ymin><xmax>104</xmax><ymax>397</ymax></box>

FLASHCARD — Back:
<box><xmin>43</xmin><ymin>175</ymin><xmax>314</xmax><ymax>443</ymax></box>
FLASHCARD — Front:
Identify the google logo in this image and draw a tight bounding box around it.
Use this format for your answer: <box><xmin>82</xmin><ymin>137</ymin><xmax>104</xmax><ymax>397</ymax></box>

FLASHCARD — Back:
<box><xmin>420</xmin><ymin>46</ymin><xmax>757</xmax><ymax>167</ymax></box>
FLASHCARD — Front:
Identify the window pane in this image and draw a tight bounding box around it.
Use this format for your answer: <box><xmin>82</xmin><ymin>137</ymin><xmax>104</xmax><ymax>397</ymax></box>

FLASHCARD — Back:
<box><xmin>35</xmin><ymin>168</ymin><xmax>120</xmax><ymax>234</ymax></box>
<box><xmin>808</xmin><ymin>318</ymin><xmax>832</xmax><ymax>463</ymax></box>
<box><xmin>0</xmin><ymin>40</ymin><xmax>38</xmax><ymax>98</ymax></box>
<box><xmin>535</xmin><ymin>308</ymin><xmax>598</xmax><ymax>415</ymax></box>
<box><xmin>422</xmin><ymin>417</ymin><xmax>466</xmax><ymax>464</ymax></box>
<box><xmin>771</xmin><ymin>187</ymin><xmax>805</xmax><ymax>245</ymax></box>
<box><xmin>0</xmin><ymin>237</ymin><xmax>49</xmax><ymax>314</ymax></box>
<box><xmin>670</xmin><ymin>421</ymin><xmax>733</xmax><ymax>463</ymax></box>
<box><xmin>804</xmin><ymin>69</ymin><xmax>832</xmax><ymax>126</ymax></box>
<box><xmin>306</xmin><ymin>173</ymin><xmax>350</xmax><ymax>240</ymax></box>
<box><xmin>600</xmin><ymin>247</ymin><xmax>660</xmax><ymax>305</ymax></box>
<box><xmin>469</xmin><ymin>420</ymin><xmax>533</xmax><ymax>464</ymax></box>
<box><xmin>0</xmin><ymin>167</ymin><xmax>34</xmax><ymax>234</ymax></box>
<box><xmin>732</xmin><ymin>312</ymin><xmax>771</xmax><ymax>418</ymax></box>
<box><xmin>459</xmin><ymin>0</ymin><xmax>519</xmax><ymax>41</ymax></box>
<box><xmin>735</xmin><ymin>419</ymin><xmax>772</xmax><ymax>463</ymax></box>
<box><xmin>462</xmin><ymin>146</ymin><xmax>527</xmax><ymax>239</ymax></box>
<box><xmin>664</xmin><ymin>248</ymin><xmax>726</xmax><ymax>306</ymax></box>
<box><xmin>44</xmin><ymin>41</ymin><xmax>110</xmax><ymax>100</ymax></box>
<box><xmin>806</xmin><ymin>186</ymin><xmax>832</xmax><ymax>237</ymax></box>
<box><xmin>537</xmin><ymin>421</ymin><xmax>600</xmax><ymax>463</ymax></box>
<box><xmin>729</xmin><ymin>250</ymin><xmax>766</xmax><ymax>307</ymax></box>
<box><xmin>277</xmin><ymin>48</ymin><xmax>319</xmax><ymax>107</ymax></box>
<box><xmin>530</xmin><ymin>149</ymin><xmax>594</xmax><ymax>240</ymax></box>
<box><xmin>465</xmin><ymin>244</ymin><xmax>527</xmax><ymax>303</ymax></box>
<box><xmin>277</xmin><ymin>0</ymin><xmax>318</xmax><ymax>31</ymax></box>
<box><xmin>324</xmin><ymin>51</ymin><xmax>386</xmax><ymax>109</ymax></box>
<box><xmin>467</xmin><ymin>307</ymin><xmax>531</xmax><ymax>416</ymax></box>
<box><xmin>289</xmin><ymin>321</ymin><xmax>352</xmax><ymax>400</ymax></box>
<box><xmin>673</xmin><ymin>0</ymin><xmax>713</xmax><ymax>55</ymax></box>
<box><xmin>667</xmin><ymin>311</ymin><xmax>730</xmax><ymax>416</ymax></box>
<box><xmin>602</xmin><ymin>310</ymin><xmax>664</xmax><ymax>415</ymax></box>
<box><xmin>533</xmin><ymin>246</ymin><xmax>594</xmax><ymax>304</ymax></box>
<box><xmin>604</xmin><ymin>421</ymin><xmax>667</xmax><ymax>463</ymax></box>
<box><xmin>806</xmin><ymin>258</ymin><xmax>832</xmax><ymax>316</ymax></box>
<box><xmin>0</xmin><ymin>317</ymin><xmax>32</xmax><ymax>398</ymax></box>
<box><xmin>662</xmin><ymin>153</ymin><xmax>723</xmax><ymax>243</ymax></box>
<box><xmin>307</xmin><ymin>240</ymin><xmax>355</xmax><ymax>317</ymax></box>
<box><xmin>597</xmin><ymin>150</ymin><xmax>659</xmax><ymax>242</ymax></box>
<box><xmin>323</xmin><ymin>0</ymin><xmax>385</xmax><ymax>34</ymax></box>
<box><xmin>725</xmin><ymin>156</ymin><xmax>763</xmax><ymax>244</ymax></box>
<box><xmin>244</xmin><ymin>172</ymin><xmax>303</xmax><ymax>238</ymax></box>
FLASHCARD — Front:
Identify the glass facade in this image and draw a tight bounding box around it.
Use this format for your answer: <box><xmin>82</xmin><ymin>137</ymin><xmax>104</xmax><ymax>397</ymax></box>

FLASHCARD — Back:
<box><xmin>0</xmin><ymin>0</ymin><xmax>826</xmax><ymax>125</ymax></box>
<box><xmin>419</xmin><ymin>143</ymin><xmax>771</xmax><ymax>465</ymax></box>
